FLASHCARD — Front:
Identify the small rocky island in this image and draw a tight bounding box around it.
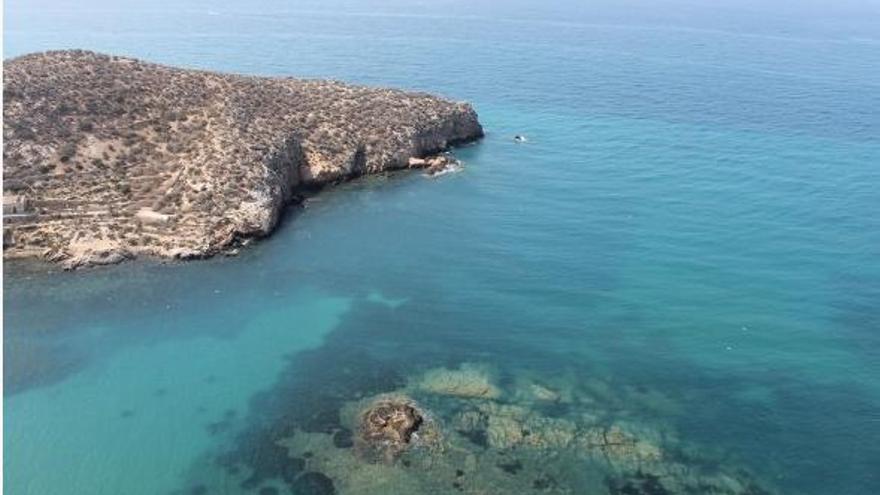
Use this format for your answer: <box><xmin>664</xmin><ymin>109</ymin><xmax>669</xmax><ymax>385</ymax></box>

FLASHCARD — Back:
<box><xmin>3</xmin><ymin>50</ymin><xmax>483</xmax><ymax>268</ymax></box>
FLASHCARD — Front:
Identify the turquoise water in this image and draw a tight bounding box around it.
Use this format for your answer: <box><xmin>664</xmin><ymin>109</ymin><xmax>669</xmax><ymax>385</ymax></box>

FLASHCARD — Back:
<box><xmin>4</xmin><ymin>1</ymin><xmax>880</xmax><ymax>494</ymax></box>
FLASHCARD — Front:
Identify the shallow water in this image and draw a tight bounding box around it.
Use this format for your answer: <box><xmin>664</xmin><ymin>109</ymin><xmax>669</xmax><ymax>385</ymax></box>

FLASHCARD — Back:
<box><xmin>4</xmin><ymin>1</ymin><xmax>880</xmax><ymax>494</ymax></box>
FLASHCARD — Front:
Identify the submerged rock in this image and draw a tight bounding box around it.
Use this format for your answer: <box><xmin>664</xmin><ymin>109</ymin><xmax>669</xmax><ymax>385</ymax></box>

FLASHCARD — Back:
<box><xmin>275</xmin><ymin>387</ymin><xmax>777</xmax><ymax>495</ymax></box>
<box><xmin>414</xmin><ymin>363</ymin><xmax>501</xmax><ymax>399</ymax></box>
<box><xmin>530</xmin><ymin>384</ymin><xmax>560</xmax><ymax>402</ymax></box>
<box><xmin>455</xmin><ymin>402</ymin><xmax>575</xmax><ymax>450</ymax></box>
<box><xmin>453</xmin><ymin>400</ymin><xmax>664</xmax><ymax>464</ymax></box>
<box><xmin>579</xmin><ymin>424</ymin><xmax>663</xmax><ymax>465</ymax></box>
<box><xmin>487</xmin><ymin>414</ymin><xmax>527</xmax><ymax>449</ymax></box>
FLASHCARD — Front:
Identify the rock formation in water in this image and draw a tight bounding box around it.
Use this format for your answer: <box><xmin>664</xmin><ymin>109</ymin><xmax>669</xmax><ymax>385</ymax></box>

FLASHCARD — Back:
<box><xmin>269</xmin><ymin>371</ymin><xmax>780</xmax><ymax>495</ymax></box>
<box><xmin>2</xmin><ymin>50</ymin><xmax>483</xmax><ymax>268</ymax></box>
<box><xmin>356</xmin><ymin>394</ymin><xmax>440</xmax><ymax>463</ymax></box>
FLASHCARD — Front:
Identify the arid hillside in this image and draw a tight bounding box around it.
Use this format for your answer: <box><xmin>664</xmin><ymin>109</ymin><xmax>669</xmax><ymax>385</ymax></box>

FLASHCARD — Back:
<box><xmin>3</xmin><ymin>50</ymin><xmax>483</xmax><ymax>268</ymax></box>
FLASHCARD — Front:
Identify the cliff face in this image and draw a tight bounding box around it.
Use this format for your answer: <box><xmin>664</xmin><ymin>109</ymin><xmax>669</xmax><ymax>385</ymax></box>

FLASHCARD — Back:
<box><xmin>2</xmin><ymin>50</ymin><xmax>483</xmax><ymax>268</ymax></box>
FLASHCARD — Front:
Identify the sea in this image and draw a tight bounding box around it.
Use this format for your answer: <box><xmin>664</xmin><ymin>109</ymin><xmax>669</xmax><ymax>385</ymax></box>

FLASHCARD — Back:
<box><xmin>4</xmin><ymin>0</ymin><xmax>880</xmax><ymax>494</ymax></box>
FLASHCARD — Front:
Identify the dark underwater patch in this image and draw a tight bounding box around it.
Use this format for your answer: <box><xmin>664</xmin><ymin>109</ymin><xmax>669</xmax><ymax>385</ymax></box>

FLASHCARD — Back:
<box><xmin>498</xmin><ymin>459</ymin><xmax>523</xmax><ymax>475</ymax></box>
<box><xmin>458</xmin><ymin>428</ymin><xmax>488</xmax><ymax>448</ymax></box>
<box><xmin>290</xmin><ymin>472</ymin><xmax>335</xmax><ymax>495</ymax></box>
<box><xmin>332</xmin><ymin>428</ymin><xmax>354</xmax><ymax>448</ymax></box>
<box><xmin>217</xmin><ymin>429</ymin><xmax>303</xmax><ymax>489</ymax></box>
<box><xmin>536</xmin><ymin>400</ymin><xmax>570</xmax><ymax>418</ymax></box>
<box><xmin>606</xmin><ymin>472</ymin><xmax>671</xmax><ymax>495</ymax></box>
<box><xmin>533</xmin><ymin>475</ymin><xmax>558</xmax><ymax>491</ymax></box>
<box><xmin>206</xmin><ymin>420</ymin><xmax>231</xmax><ymax>436</ymax></box>
<box><xmin>3</xmin><ymin>337</ymin><xmax>87</xmax><ymax>396</ymax></box>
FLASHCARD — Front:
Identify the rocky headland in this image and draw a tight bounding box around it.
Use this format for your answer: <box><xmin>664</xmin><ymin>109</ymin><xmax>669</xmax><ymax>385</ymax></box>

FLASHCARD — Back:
<box><xmin>3</xmin><ymin>50</ymin><xmax>483</xmax><ymax>268</ymax></box>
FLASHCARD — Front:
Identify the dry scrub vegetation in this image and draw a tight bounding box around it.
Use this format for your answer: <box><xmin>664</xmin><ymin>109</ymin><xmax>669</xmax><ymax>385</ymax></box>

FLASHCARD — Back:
<box><xmin>3</xmin><ymin>50</ymin><xmax>483</xmax><ymax>268</ymax></box>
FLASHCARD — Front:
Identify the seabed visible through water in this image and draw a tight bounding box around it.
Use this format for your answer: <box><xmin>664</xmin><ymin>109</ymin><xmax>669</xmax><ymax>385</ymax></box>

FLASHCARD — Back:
<box><xmin>164</xmin><ymin>294</ymin><xmax>780</xmax><ymax>495</ymax></box>
<box><xmin>5</xmin><ymin>2</ymin><xmax>880</xmax><ymax>491</ymax></box>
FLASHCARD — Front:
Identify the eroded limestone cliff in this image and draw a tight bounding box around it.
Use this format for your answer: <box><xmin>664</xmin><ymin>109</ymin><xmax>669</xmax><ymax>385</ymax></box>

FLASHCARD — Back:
<box><xmin>3</xmin><ymin>50</ymin><xmax>483</xmax><ymax>268</ymax></box>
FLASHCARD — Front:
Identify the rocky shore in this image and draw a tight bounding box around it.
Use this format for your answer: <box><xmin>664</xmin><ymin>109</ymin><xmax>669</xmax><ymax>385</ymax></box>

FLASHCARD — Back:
<box><xmin>3</xmin><ymin>50</ymin><xmax>483</xmax><ymax>269</ymax></box>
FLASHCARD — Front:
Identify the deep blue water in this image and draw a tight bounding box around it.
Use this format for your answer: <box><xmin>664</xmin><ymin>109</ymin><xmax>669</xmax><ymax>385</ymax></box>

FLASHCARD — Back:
<box><xmin>4</xmin><ymin>1</ymin><xmax>880</xmax><ymax>494</ymax></box>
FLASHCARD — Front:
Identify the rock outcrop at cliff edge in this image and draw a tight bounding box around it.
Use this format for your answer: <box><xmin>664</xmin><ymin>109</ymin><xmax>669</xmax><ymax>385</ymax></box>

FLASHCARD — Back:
<box><xmin>3</xmin><ymin>50</ymin><xmax>483</xmax><ymax>268</ymax></box>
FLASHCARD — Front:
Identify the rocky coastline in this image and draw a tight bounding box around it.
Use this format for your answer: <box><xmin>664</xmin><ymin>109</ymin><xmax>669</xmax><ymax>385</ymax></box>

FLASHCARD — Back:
<box><xmin>3</xmin><ymin>50</ymin><xmax>483</xmax><ymax>269</ymax></box>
